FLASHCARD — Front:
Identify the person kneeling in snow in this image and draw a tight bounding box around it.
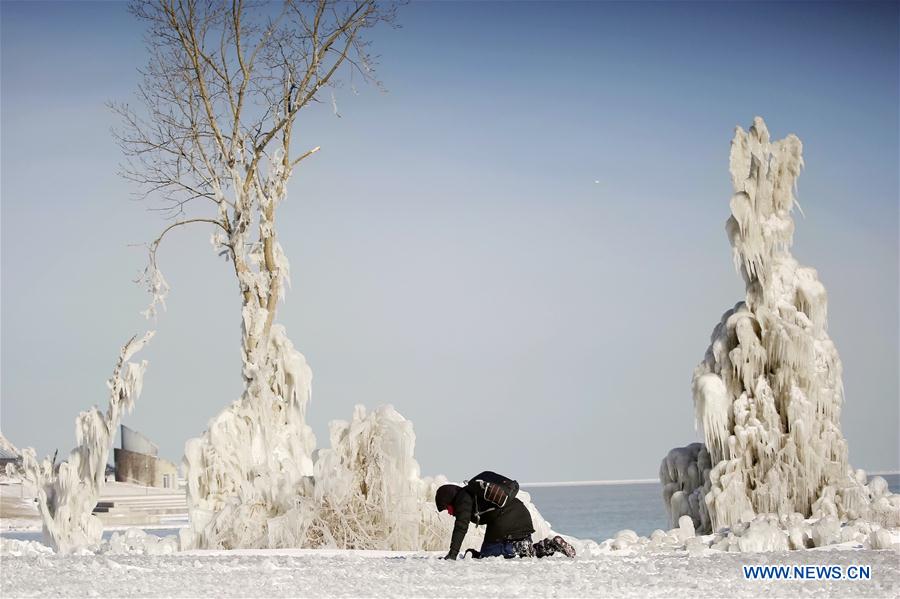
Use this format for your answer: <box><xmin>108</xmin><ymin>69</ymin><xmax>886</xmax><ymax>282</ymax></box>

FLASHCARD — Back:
<box><xmin>435</xmin><ymin>471</ymin><xmax>576</xmax><ymax>560</ymax></box>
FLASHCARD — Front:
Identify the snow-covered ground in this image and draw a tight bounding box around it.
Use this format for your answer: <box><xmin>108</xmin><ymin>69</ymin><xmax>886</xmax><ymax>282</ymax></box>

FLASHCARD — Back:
<box><xmin>3</xmin><ymin>479</ymin><xmax>899</xmax><ymax>597</ymax></box>
<box><xmin>1</xmin><ymin>541</ymin><xmax>898</xmax><ymax>598</ymax></box>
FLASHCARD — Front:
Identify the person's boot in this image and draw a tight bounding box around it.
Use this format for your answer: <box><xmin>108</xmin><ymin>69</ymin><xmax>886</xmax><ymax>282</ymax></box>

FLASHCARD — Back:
<box><xmin>513</xmin><ymin>538</ymin><xmax>534</xmax><ymax>558</ymax></box>
<box><xmin>550</xmin><ymin>535</ymin><xmax>576</xmax><ymax>558</ymax></box>
<box><xmin>532</xmin><ymin>538</ymin><xmax>551</xmax><ymax>558</ymax></box>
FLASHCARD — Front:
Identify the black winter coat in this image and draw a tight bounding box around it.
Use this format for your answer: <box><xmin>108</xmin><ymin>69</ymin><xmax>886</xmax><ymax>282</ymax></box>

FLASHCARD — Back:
<box><xmin>447</xmin><ymin>487</ymin><xmax>534</xmax><ymax>559</ymax></box>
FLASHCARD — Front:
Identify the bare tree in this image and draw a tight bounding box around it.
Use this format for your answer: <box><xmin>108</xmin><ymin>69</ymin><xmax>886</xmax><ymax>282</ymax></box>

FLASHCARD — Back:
<box><xmin>115</xmin><ymin>0</ymin><xmax>390</xmax><ymax>364</ymax></box>
<box><xmin>113</xmin><ymin>0</ymin><xmax>395</xmax><ymax>549</ymax></box>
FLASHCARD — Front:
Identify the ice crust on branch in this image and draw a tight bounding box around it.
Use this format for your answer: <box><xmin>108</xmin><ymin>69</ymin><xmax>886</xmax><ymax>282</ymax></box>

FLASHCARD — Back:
<box><xmin>267</xmin><ymin>405</ymin><xmax>454</xmax><ymax>551</ymax></box>
<box><xmin>182</xmin><ymin>323</ymin><xmax>316</xmax><ymax>550</ymax></box>
<box><xmin>184</xmin><ymin>398</ymin><xmax>554</xmax><ymax>551</ymax></box>
<box><xmin>21</xmin><ymin>332</ymin><xmax>154</xmax><ymax>554</ymax></box>
<box><xmin>660</xmin><ymin>117</ymin><xmax>900</xmax><ymax>542</ymax></box>
<box><xmin>293</xmin><ymin>404</ymin><xmax>554</xmax><ymax>551</ymax></box>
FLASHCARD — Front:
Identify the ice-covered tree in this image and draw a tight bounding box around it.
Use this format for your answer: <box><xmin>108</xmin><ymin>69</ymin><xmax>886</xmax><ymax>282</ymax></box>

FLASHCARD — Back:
<box><xmin>113</xmin><ymin>0</ymin><xmax>394</xmax><ymax>548</ymax></box>
<box><xmin>661</xmin><ymin>118</ymin><xmax>899</xmax><ymax>538</ymax></box>
<box><xmin>263</xmin><ymin>405</ymin><xmax>456</xmax><ymax>551</ymax></box>
<box><xmin>21</xmin><ymin>333</ymin><xmax>154</xmax><ymax>553</ymax></box>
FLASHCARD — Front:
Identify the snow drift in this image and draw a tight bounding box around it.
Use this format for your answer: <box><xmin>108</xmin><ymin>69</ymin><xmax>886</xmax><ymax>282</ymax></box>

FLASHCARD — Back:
<box><xmin>20</xmin><ymin>333</ymin><xmax>154</xmax><ymax>553</ymax></box>
<box><xmin>660</xmin><ymin>117</ymin><xmax>900</xmax><ymax>543</ymax></box>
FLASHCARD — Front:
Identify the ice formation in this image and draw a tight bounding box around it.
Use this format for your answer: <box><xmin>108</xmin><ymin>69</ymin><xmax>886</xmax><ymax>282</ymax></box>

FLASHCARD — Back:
<box><xmin>181</xmin><ymin>322</ymin><xmax>316</xmax><ymax>550</ymax></box>
<box><xmin>178</xmin><ymin>147</ymin><xmax>556</xmax><ymax>550</ymax></box>
<box><xmin>265</xmin><ymin>405</ymin><xmax>448</xmax><ymax>551</ymax></box>
<box><xmin>578</xmin><ymin>511</ymin><xmax>899</xmax><ymax>555</ymax></box>
<box><xmin>660</xmin><ymin>117</ymin><xmax>900</xmax><ymax>541</ymax></box>
<box><xmin>181</xmin><ymin>282</ymin><xmax>555</xmax><ymax>551</ymax></box>
<box><xmin>20</xmin><ymin>332</ymin><xmax>154</xmax><ymax>553</ymax></box>
<box><xmin>105</xmin><ymin>528</ymin><xmax>179</xmax><ymax>556</ymax></box>
<box><xmin>184</xmin><ymin>398</ymin><xmax>553</xmax><ymax>551</ymax></box>
<box><xmin>293</xmin><ymin>405</ymin><xmax>552</xmax><ymax>551</ymax></box>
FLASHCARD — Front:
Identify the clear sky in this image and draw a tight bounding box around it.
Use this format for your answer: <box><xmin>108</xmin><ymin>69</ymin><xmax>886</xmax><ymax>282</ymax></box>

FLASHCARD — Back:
<box><xmin>1</xmin><ymin>1</ymin><xmax>897</xmax><ymax>483</ymax></box>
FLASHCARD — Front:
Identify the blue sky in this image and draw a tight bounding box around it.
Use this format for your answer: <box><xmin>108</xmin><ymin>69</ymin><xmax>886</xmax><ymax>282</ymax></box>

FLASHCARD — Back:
<box><xmin>1</xmin><ymin>1</ymin><xmax>897</xmax><ymax>482</ymax></box>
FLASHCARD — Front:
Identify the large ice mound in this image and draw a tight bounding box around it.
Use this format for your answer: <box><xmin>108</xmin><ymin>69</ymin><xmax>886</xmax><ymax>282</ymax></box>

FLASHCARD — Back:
<box><xmin>660</xmin><ymin>117</ymin><xmax>900</xmax><ymax>545</ymax></box>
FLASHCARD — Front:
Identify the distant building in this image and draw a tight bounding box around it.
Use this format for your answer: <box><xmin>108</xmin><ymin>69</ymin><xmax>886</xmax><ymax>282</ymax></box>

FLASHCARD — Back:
<box><xmin>114</xmin><ymin>425</ymin><xmax>177</xmax><ymax>489</ymax></box>
<box><xmin>0</xmin><ymin>433</ymin><xmax>22</xmax><ymax>471</ymax></box>
<box><xmin>0</xmin><ymin>447</ymin><xmax>21</xmax><ymax>470</ymax></box>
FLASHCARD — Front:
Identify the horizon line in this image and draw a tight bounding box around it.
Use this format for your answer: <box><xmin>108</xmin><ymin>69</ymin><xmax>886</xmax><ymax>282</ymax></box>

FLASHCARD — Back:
<box><xmin>520</xmin><ymin>470</ymin><xmax>900</xmax><ymax>488</ymax></box>
<box><xmin>520</xmin><ymin>478</ymin><xmax>659</xmax><ymax>487</ymax></box>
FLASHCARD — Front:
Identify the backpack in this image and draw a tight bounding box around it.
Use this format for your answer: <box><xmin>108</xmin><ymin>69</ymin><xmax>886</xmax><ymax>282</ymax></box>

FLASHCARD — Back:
<box><xmin>464</xmin><ymin>471</ymin><xmax>520</xmax><ymax>523</ymax></box>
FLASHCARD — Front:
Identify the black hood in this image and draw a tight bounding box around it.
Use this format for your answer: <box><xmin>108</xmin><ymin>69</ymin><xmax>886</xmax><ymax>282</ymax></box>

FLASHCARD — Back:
<box><xmin>435</xmin><ymin>484</ymin><xmax>461</xmax><ymax>511</ymax></box>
